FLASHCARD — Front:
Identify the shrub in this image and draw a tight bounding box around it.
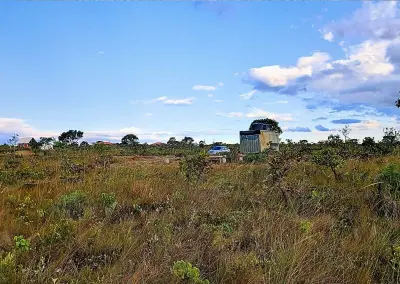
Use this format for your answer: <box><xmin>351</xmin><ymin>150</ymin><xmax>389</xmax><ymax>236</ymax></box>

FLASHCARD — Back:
<box><xmin>378</xmin><ymin>164</ymin><xmax>400</xmax><ymax>195</ymax></box>
<box><xmin>58</xmin><ymin>190</ymin><xmax>87</xmax><ymax>219</ymax></box>
<box><xmin>172</xmin><ymin>260</ymin><xmax>210</xmax><ymax>284</ymax></box>
<box><xmin>179</xmin><ymin>154</ymin><xmax>211</xmax><ymax>183</ymax></box>
<box><xmin>14</xmin><ymin>235</ymin><xmax>30</xmax><ymax>252</ymax></box>
<box><xmin>0</xmin><ymin>252</ymin><xmax>16</xmax><ymax>283</ymax></box>
<box><xmin>101</xmin><ymin>192</ymin><xmax>118</xmax><ymax>217</ymax></box>
<box><xmin>312</xmin><ymin>149</ymin><xmax>343</xmax><ymax>180</ymax></box>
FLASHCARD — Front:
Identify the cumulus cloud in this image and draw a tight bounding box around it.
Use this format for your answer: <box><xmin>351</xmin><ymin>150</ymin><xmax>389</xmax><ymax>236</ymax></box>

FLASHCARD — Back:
<box><xmin>243</xmin><ymin>2</ymin><xmax>400</xmax><ymax>113</ymax></box>
<box><xmin>331</xmin><ymin>119</ymin><xmax>362</xmax><ymax>124</ymax></box>
<box><xmin>208</xmin><ymin>94</ymin><xmax>214</xmax><ymax>98</ymax></box>
<box><xmin>322</xmin><ymin>31</ymin><xmax>334</xmax><ymax>42</ymax></box>
<box><xmin>213</xmin><ymin>99</ymin><xmax>223</xmax><ymax>103</ymax></box>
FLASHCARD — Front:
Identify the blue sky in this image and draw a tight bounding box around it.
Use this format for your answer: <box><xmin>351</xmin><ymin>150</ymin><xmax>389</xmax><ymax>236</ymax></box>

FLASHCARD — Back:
<box><xmin>1</xmin><ymin>1</ymin><xmax>399</xmax><ymax>144</ymax></box>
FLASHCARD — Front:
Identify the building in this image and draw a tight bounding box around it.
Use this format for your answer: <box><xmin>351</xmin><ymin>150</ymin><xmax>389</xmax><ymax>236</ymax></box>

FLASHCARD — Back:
<box><xmin>96</xmin><ymin>141</ymin><xmax>113</xmax><ymax>145</ymax></box>
<box><xmin>239</xmin><ymin>123</ymin><xmax>280</xmax><ymax>154</ymax></box>
<box><xmin>17</xmin><ymin>137</ymin><xmax>35</xmax><ymax>149</ymax></box>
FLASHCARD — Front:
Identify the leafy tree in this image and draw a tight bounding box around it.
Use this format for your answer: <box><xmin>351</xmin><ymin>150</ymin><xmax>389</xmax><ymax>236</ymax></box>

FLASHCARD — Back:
<box><xmin>396</xmin><ymin>91</ymin><xmax>400</xmax><ymax>108</ymax></box>
<box><xmin>58</xmin><ymin>130</ymin><xmax>83</xmax><ymax>145</ymax></box>
<box><xmin>249</xmin><ymin>118</ymin><xmax>282</xmax><ymax>134</ymax></box>
<box><xmin>167</xmin><ymin>137</ymin><xmax>179</xmax><ymax>147</ymax></box>
<box><xmin>39</xmin><ymin>137</ymin><xmax>54</xmax><ymax>146</ymax></box>
<box><xmin>7</xmin><ymin>134</ymin><xmax>19</xmax><ymax>148</ymax></box>
<box><xmin>327</xmin><ymin>134</ymin><xmax>343</xmax><ymax>146</ymax></box>
<box><xmin>382</xmin><ymin>127</ymin><xmax>400</xmax><ymax>145</ymax></box>
<box><xmin>121</xmin><ymin>134</ymin><xmax>139</xmax><ymax>146</ymax></box>
<box><xmin>312</xmin><ymin>149</ymin><xmax>343</xmax><ymax>180</ymax></box>
<box><xmin>182</xmin><ymin>136</ymin><xmax>194</xmax><ymax>145</ymax></box>
<box><xmin>199</xmin><ymin>140</ymin><xmax>205</xmax><ymax>148</ymax></box>
<box><xmin>362</xmin><ymin>137</ymin><xmax>375</xmax><ymax>147</ymax></box>
<box><xmin>80</xmin><ymin>141</ymin><xmax>89</xmax><ymax>147</ymax></box>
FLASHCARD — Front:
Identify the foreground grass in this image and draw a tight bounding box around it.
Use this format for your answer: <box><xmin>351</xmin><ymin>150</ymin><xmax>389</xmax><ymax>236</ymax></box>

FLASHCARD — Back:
<box><xmin>0</xmin><ymin>150</ymin><xmax>400</xmax><ymax>283</ymax></box>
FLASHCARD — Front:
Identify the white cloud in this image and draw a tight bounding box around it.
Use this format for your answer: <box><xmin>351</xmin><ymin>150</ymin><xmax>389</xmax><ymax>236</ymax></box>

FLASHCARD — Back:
<box><xmin>213</xmin><ymin>99</ymin><xmax>223</xmax><ymax>103</ymax></box>
<box><xmin>322</xmin><ymin>31</ymin><xmax>334</xmax><ymax>42</ymax></box>
<box><xmin>247</xmin><ymin>52</ymin><xmax>331</xmax><ymax>87</ymax></box>
<box><xmin>145</xmin><ymin>113</ymin><xmax>152</xmax><ymax>116</ymax></box>
<box><xmin>193</xmin><ymin>82</ymin><xmax>224</xmax><ymax>91</ymax></box>
<box><xmin>97</xmin><ymin>51</ymin><xmax>105</xmax><ymax>55</ymax></box>
<box><xmin>192</xmin><ymin>85</ymin><xmax>216</xmax><ymax>91</ymax></box>
<box><xmin>208</xmin><ymin>93</ymin><xmax>214</xmax><ymax>98</ymax></box>
<box><xmin>216</xmin><ymin>112</ymin><xmax>243</xmax><ymax>118</ymax></box>
<box><xmin>276</xmin><ymin>100</ymin><xmax>288</xmax><ymax>104</ymax></box>
<box><xmin>131</xmin><ymin>96</ymin><xmax>194</xmax><ymax>106</ymax></box>
<box><xmin>240</xmin><ymin>90</ymin><xmax>257</xmax><ymax>100</ymax></box>
<box><xmin>158</xmin><ymin>97</ymin><xmax>195</xmax><ymax>105</ymax></box>
<box><xmin>245</xmin><ymin>108</ymin><xmax>293</xmax><ymax>121</ymax></box>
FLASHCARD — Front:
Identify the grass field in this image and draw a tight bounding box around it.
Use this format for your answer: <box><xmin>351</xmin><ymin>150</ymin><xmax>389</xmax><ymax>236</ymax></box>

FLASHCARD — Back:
<box><xmin>1</xmin><ymin>147</ymin><xmax>400</xmax><ymax>283</ymax></box>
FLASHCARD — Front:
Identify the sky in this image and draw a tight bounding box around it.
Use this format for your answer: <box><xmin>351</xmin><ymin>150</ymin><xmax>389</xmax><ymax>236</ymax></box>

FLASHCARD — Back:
<box><xmin>1</xmin><ymin>0</ymin><xmax>400</xmax><ymax>144</ymax></box>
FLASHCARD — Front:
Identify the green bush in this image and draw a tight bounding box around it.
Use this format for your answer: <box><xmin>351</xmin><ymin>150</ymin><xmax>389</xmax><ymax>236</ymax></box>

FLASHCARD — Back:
<box><xmin>179</xmin><ymin>154</ymin><xmax>211</xmax><ymax>183</ymax></box>
<box><xmin>58</xmin><ymin>190</ymin><xmax>87</xmax><ymax>220</ymax></box>
<box><xmin>101</xmin><ymin>192</ymin><xmax>118</xmax><ymax>217</ymax></box>
<box><xmin>172</xmin><ymin>260</ymin><xmax>210</xmax><ymax>284</ymax></box>
<box><xmin>378</xmin><ymin>164</ymin><xmax>400</xmax><ymax>195</ymax></box>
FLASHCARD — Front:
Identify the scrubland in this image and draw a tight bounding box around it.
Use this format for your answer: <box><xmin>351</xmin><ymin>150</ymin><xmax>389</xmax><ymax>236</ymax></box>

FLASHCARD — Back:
<box><xmin>0</xmin><ymin>144</ymin><xmax>400</xmax><ymax>284</ymax></box>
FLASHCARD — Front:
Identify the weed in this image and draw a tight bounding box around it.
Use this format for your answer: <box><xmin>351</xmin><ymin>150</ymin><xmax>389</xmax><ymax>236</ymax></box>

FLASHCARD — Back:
<box><xmin>179</xmin><ymin>154</ymin><xmax>211</xmax><ymax>183</ymax></box>
<box><xmin>101</xmin><ymin>192</ymin><xmax>118</xmax><ymax>217</ymax></box>
<box><xmin>58</xmin><ymin>190</ymin><xmax>87</xmax><ymax>220</ymax></box>
<box><xmin>172</xmin><ymin>260</ymin><xmax>210</xmax><ymax>284</ymax></box>
<box><xmin>14</xmin><ymin>235</ymin><xmax>30</xmax><ymax>251</ymax></box>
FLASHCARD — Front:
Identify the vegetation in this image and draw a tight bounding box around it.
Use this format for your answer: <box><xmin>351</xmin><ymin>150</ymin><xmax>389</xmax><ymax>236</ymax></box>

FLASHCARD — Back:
<box><xmin>0</xmin><ymin>129</ymin><xmax>400</xmax><ymax>283</ymax></box>
<box><xmin>249</xmin><ymin>118</ymin><xmax>282</xmax><ymax>134</ymax></box>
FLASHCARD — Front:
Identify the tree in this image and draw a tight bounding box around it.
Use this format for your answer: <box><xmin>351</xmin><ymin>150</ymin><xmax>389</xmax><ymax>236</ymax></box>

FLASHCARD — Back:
<box><xmin>382</xmin><ymin>127</ymin><xmax>400</xmax><ymax>145</ymax></box>
<box><xmin>312</xmin><ymin>149</ymin><xmax>343</xmax><ymax>180</ymax></box>
<box><xmin>340</xmin><ymin>125</ymin><xmax>351</xmax><ymax>142</ymax></box>
<box><xmin>28</xmin><ymin>138</ymin><xmax>39</xmax><ymax>150</ymax></box>
<box><xmin>80</xmin><ymin>141</ymin><xmax>89</xmax><ymax>147</ymax></box>
<box><xmin>327</xmin><ymin>134</ymin><xmax>343</xmax><ymax>146</ymax></box>
<box><xmin>396</xmin><ymin>91</ymin><xmax>400</xmax><ymax>108</ymax></box>
<box><xmin>167</xmin><ymin>137</ymin><xmax>179</xmax><ymax>147</ymax></box>
<box><xmin>58</xmin><ymin>130</ymin><xmax>83</xmax><ymax>145</ymax></box>
<box><xmin>362</xmin><ymin>137</ymin><xmax>375</xmax><ymax>147</ymax></box>
<box><xmin>249</xmin><ymin>118</ymin><xmax>282</xmax><ymax>134</ymax></box>
<box><xmin>199</xmin><ymin>140</ymin><xmax>205</xmax><ymax>148</ymax></box>
<box><xmin>7</xmin><ymin>134</ymin><xmax>19</xmax><ymax>148</ymax></box>
<box><xmin>182</xmin><ymin>136</ymin><xmax>194</xmax><ymax>145</ymax></box>
<box><xmin>121</xmin><ymin>134</ymin><xmax>139</xmax><ymax>146</ymax></box>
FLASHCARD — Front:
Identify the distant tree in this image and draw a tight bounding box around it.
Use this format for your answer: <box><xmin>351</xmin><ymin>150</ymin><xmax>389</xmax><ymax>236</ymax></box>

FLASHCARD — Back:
<box><xmin>382</xmin><ymin>127</ymin><xmax>400</xmax><ymax>145</ymax></box>
<box><xmin>80</xmin><ymin>141</ymin><xmax>89</xmax><ymax>147</ymax></box>
<box><xmin>58</xmin><ymin>130</ymin><xmax>83</xmax><ymax>145</ymax></box>
<box><xmin>340</xmin><ymin>125</ymin><xmax>351</xmax><ymax>142</ymax></box>
<box><xmin>182</xmin><ymin>136</ymin><xmax>194</xmax><ymax>145</ymax></box>
<box><xmin>167</xmin><ymin>137</ymin><xmax>179</xmax><ymax>147</ymax></box>
<box><xmin>362</xmin><ymin>137</ymin><xmax>375</xmax><ymax>147</ymax></box>
<box><xmin>396</xmin><ymin>91</ymin><xmax>400</xmax><ymax>108</ymax></box>
<box><xmin>121</xmin><ymin>134</ymin><xmax>139</xmax><ymax>146</ymax></box>
<box><xmin>299</xmin><ymin>140</ymin><xmax>308</xmax><ymax>144</ymax></box>
<box><xmin>199</xmin><ymin>140</ymin><xmax>205</xmax><ymax>148</ymax></box>
<box><xmin>249</xmin><ymin>118</ymin><xmax>282</xmax><ymax>134</ymax></box>
<box><xmin>7</xmin><ymin>134</ymin><xmax>19</xmax><ymax>147</ymax></box>
<box><xmin>327</xmin><ymin>134</ymin><xmax>343</xmax><ymax>146</ymax></box>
